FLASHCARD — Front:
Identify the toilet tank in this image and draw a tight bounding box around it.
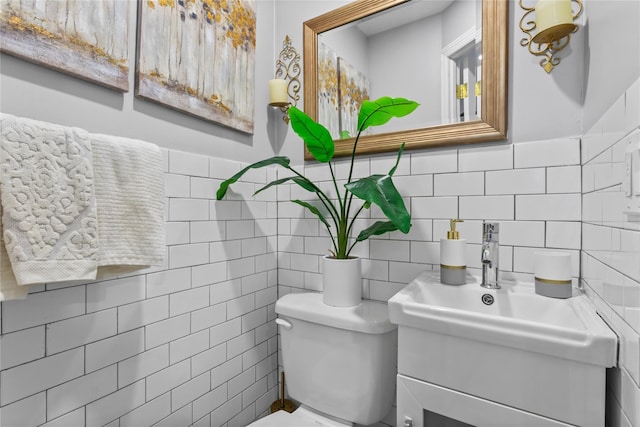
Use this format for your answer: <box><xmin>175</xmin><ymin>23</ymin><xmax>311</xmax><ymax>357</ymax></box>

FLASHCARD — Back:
<box><xmin>275</xmin><ymin>292</ymin><xmax>398</xmax><ymax>425</ymax></box>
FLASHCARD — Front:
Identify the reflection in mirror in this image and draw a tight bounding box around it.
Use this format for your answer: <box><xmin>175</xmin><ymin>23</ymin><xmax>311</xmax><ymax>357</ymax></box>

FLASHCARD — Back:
<box><xmin>317</xmin><ymin>0</ymin><xmax>482</xmax><ymax>139</ymax></box>
<box><xmin>303</xmin><ymin>0</ymin><xmax>508</xmax><ymax>159</ymax></box>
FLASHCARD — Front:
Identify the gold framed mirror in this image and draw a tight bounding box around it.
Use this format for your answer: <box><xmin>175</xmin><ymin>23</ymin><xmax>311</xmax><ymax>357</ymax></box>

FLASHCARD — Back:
<box><xmin>303</xmin><ymin>0</ymin><xmax>508</xmax><ymax>160</ymax></box>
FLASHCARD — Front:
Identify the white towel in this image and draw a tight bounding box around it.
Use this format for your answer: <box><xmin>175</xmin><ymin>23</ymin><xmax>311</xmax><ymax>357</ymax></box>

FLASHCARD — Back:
<box><xmin>0</xmin><ymin>203</ymin><xmax>29</xmax><ymax>300</ymax></box>
<box><xmin>0</xmin><ymin>114</ymin><xmax>99</xmax><ymax>288</ymax></box>
<box><xmin>90</xmin><ymin>133</ymin><xmax>165</xmax><ymax>271</ymax></box>
<box><xmin>0</xmin><ymin>115</ymin><xmax>165</xmax><ymax>300</ymax></box>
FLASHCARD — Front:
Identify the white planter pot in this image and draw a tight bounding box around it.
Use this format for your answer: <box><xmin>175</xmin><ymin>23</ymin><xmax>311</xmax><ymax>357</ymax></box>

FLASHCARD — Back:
<box><xmin>322</xmin><ymin>256</ymin><xmax>362</xmax><ymax>307</ymax></box>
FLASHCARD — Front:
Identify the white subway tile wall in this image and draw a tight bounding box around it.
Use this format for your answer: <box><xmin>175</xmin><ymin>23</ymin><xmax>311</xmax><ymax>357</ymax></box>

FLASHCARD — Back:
<box><xmin>1</xmin><ymin>79</ymin><xmax>638</xmax><ymax>427</ymax></box>
<box><xmin>582</xmin><ymin>77</ymin><xmax>640</xmax><ymax>427</ymax></box>
<box><xmin>279</xmin><ymin>138</ymin><xmax>583</xmax><ymax>301</ymax></box>
<box><xmin>274</xmin><ymin>135</ymin><xmax>584</xmax><ymax>427</ymax></box>
<box><xmin>0</xmin><ymin>150</ymin><xmax>279</xmax><ymax>427</ymax></box>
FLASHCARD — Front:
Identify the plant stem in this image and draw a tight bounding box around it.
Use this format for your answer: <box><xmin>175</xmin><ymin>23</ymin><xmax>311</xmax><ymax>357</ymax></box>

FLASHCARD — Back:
<box><xmin>328</xmin><ymin>161</ymin><xmax>344</xmax><ymax>214</ymax></box>
<box><xmin>336</xmin><ymin>126</ymin><xmax>367</xmax><ymax>258</ymax></box>
<box><xmin>325</xmin><ymin>223</ymin><xmax>339</xmax><ymax>256</ymax></box>
<box><xmin>344</xmin><ymin>203</ymin><xmax>366</xmax><ymax>258</ymax></box>
<box><xmin>337</xmin><ymin>215</ymin><xmax>349</xmax><ymax>258</ymax></box>
<box><xmin>346</xmin><ymin>203</ymin><xmax>366</xmax><ymax>239</ymax></box>
<box><xmin>346</xmin><ymin>239</ymin><xmax>359</xmax><ymax>258</ymax></box>
<box><xmin>344</xmin><ymin>128</ymin><xmax>365</xmax><ymax>225</ymax></box>
<box><xmin>346</xmin><ymin>129</ymin><xmax>364</xmax><ymax>185</ymax></box>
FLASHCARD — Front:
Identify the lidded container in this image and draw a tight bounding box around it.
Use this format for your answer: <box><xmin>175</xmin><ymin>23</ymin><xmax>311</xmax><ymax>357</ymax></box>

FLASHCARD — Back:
<box><xmin>440</xmin><ymin>219</ymin><xmax>467</xmax><ymax>285</ymax></box>
<box><xmin>275</xmin><ymin>292</ymin><xmax>397</xmax><ymax>425</ymax></box>
<box><xmin>534</xmin><ymin>251</ymin><xmax>573</xmax><ymax>298</ymax></box>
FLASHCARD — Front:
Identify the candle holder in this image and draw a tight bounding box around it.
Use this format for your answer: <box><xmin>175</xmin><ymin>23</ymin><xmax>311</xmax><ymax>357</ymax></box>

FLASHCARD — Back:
<box><xmin>519</xmin><ymin>0</ymin><xmax>583</xmax><ymax>73</ymax></box>
<box><xmin>269</xmin><ymin>35</ymin><xmax>301</xmax><ymax>123</ymax></box>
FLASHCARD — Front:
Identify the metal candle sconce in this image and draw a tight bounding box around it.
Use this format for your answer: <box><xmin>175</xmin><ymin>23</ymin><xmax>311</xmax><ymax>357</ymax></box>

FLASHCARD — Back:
<box><xmin>519</xmin><ymin>0</ymin><xmax>583</xmax><ymax>73</ymax></box>
<box><xmin>269</xmin><ymin>35</ymin><xmax>301</xmax><ymax>123</ymax></box>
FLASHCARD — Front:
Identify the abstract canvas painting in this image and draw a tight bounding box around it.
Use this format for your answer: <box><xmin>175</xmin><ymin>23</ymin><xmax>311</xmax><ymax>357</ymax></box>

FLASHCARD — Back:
<box><xmin>136</xmin><ymin>0</ymin><xmax>256</xmax><ymax>134</ymax></box>
<box><xmin>0</xmin><ymin>0</ymin><xmax>130</xmax><ymax>91</ymax></box>
<box><xmin>317</xmin><ymin>42</ymin><xmax>340</xmax><ymax>139</ymax></box>
<box><xmin>338</xmin><ymin>57</ymin><xmax>369</xmax><ymax>138</ymax></box>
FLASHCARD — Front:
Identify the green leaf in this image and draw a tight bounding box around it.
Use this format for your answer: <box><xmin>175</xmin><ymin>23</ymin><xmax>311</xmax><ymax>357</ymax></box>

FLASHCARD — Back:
<box><xmin>388</xmin><ymin>143</ymin><xmax>405</xmax><ymax>177</ymax></box>
<box><xmin>358</xmin><ymin>97</ymin><xmax>420</xmax><ymax>132</ymax></box>
<box><xmin>345</xmin><ymin>174</ymin><xmax>411</xmax><ymax>233</ymax></box>
<box><xmin>289</xmin><ymin>106</ymin><xmax>335</xmax><ymax>163</ymax></box>
<box><xmin>216</xmin><ymin>156</ymin><xmax>290</xmax><ymax>200</ymax></box>
<box><xmin>291</xmin><ymin>200</ymin><xmax>331</xmax><ymax>231</ymax></box>
<box><xmin>339</xmin><ymin>130</ymin><xmax>351</xmax><ymax>139</ymax></box>
<box><xmin>356</xmin><ymin>221</ymin><xmax>398</xmax><ymax>242</ymax></box>
<box><xmin>254</xmin><ymin>176</ymin><xmax>319</xmax><ymax>196</ymax></box>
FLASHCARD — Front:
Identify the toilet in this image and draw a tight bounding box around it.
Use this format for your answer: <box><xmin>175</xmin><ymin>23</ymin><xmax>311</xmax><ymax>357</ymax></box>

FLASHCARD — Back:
<box><xmin>248</xmin><ymin>292</ymin><xmax>398</xmax><ymax>426</ymax></box>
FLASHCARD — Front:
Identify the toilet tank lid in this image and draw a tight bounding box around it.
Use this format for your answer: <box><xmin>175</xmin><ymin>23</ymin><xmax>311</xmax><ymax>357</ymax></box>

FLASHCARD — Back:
<box><xmin>275</xmin><ymin>292</ymin><xmax>397</xmax><ymax>334</ymax></box>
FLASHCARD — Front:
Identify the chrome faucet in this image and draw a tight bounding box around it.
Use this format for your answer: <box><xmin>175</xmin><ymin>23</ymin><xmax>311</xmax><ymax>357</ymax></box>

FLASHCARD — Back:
<box><xmin>481</xmin><ymin>222</ymin><xmax>500</xmax><ymax>289</ymax></box>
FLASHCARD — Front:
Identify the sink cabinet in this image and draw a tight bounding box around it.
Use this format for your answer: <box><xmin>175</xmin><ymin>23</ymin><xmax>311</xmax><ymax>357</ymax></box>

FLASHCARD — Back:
<box><xmin>397</xmin><ymin>374</ymin><xmax>574</xmax><ymax>427</ymax></box>
<box><xmin>389</xmin><ymin>272</ymin><xmax>617</xmax><ymax>427</ymax></box>
<box><xmin>396</xmin><ymin>326</ymin><xmax>605</xmax><ymax>426</ymax></box>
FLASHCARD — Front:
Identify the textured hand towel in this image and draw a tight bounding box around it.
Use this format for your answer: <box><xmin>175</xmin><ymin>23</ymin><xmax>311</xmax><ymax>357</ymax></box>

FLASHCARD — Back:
<box><xmin>0</xmin><ymin>113</ymin><xmax>99</xmax><ymax>286</ymax></box>
<box><xmin>90</xmin><ymin>133</ymin><xmax>165</xmax><ymax>271</ymax></box>
<box><xmin>0</xmin><ymin>203</ymin><xmax>30</xmax><ymax>300</ymax></box>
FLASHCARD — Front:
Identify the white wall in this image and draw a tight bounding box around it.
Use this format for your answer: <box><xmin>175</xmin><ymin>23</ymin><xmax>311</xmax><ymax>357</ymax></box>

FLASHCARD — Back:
<box><xmin>275</xmin><ymin>0</ymin><xmax>586</xmax><ymax>165</ymax></box>
<box><xmin>319</xmin><ymin>25</ymin><xmax>369</xmax><ymax>79</ymax></box>
<box><xmin>581</xmin><ymin>78</ymin><xmax>640</xmax><ymax>427</ymax></box>
<box><xmin>275</xmin><ymin>2</ymin><xmax>583</xmax><ymax>426</ymax></box>
<box><xmin>1</xmin><ymin>2</ymin><xmax>282</xmax><ymax>426</ymax></box>
<box><xmin>581</xmin><ymin>0</ymin><xmax>640</xmax><ymax>132</ymax></box>
<box><xmin>274</xmin><ymin>1</ymin><xmax>638</xmax><ymax>426</ymax></box>
<box><xmin>0</xmin><ymin>1</ymin><xmax>278</xmax><ymax>163</ymax></box>
<box><xmin>0</xmin><ymin>150</ymin><xmax>280</xmax><ymax>426</ymax></box>
<box><xmin>579</xmin><ymin>2</ymin><xmax>640</xmax><ymax>426</ymax></box>
<box><xmin>277</xmin><ymin>134</ymin><xmax>585</xmax><ymax>427</ymax></box>
<box><xmin>368</xmin><ymin>14</ymin><xmax>443</xmax><ymax>131</ymax></box>
<box><xmin>441</xmin><ymin>0</ymin><xmax>478</xmax><ymax>48</ymax></box>
<box><xmin>2</xmin><ymin>1</ymin><xmax>640</xmax><ymax>426</ymax></box>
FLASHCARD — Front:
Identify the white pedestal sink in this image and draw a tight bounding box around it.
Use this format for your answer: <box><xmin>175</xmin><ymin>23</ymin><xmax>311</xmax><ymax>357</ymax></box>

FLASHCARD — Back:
<box><xmin>388</xmin><ymin>272</ymin><xmax>618</xmax><ymax>427</ymax></box>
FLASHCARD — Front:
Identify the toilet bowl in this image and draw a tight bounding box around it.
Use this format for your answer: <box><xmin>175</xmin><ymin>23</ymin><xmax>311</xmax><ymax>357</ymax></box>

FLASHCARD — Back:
<box><xmin>249</xmin><ymin>406</ymin><xmax>352</xmax><ymax>427</ymax></box>
<box><xmin>247</xmin><ymin>292</ymin><xmax>397</xmax><ymax>427</ymax></box>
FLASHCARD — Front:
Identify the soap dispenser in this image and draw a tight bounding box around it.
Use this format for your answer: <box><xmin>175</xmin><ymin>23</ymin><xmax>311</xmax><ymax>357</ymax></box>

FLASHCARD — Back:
<box><xmin>440</xmin><ymin>219</ymin><xmax>467</xmax><ymax>285</ymax></box>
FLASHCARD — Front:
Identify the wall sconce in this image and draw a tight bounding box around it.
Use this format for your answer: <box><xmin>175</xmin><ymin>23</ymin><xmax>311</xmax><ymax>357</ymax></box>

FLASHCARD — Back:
<box><xmin>519</xmin><ymin>0</ymin><xmax>583</xmax><ymax>73</ymax></box>
<box><xmin>269</xmin><ymin>35</ymin><xmax>301</xmax><ymax>123</ymax></box>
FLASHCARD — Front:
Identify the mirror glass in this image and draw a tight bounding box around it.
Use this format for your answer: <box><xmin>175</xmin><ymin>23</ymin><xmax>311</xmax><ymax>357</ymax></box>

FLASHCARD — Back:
<box><xmin>303</xmin><ymin>0</ymin><xmax>508</xmax><ymax>159</ymax></box>
<box><xmin>317</xmin><ymin>0</ymin><xmax>482</xmax><ymax>139</ymax></box>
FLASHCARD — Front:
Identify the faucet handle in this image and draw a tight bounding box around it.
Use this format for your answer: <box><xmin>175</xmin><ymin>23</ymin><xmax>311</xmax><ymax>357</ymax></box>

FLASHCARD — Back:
<box><xmin>482</xmin><ymin>221</ymin><xmax>499</xmax><ymax>241</ymax></box>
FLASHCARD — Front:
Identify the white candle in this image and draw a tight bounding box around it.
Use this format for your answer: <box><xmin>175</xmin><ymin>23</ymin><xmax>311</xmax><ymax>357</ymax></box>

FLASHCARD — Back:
<box><xmin>269</xmin><ymin>79</ymin><xmax>289</xmax><ymax>105</ymax></box>
<box><xmin>535</xmin><ymin>0</ymin><xmax>573</xmax><ymax>33</ymax></box>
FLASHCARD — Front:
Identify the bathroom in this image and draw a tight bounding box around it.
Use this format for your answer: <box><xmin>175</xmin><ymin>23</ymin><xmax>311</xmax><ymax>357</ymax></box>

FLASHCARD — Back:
<box><xmin>0</xmin><ymin>0</ymin><xmax>638</xmax><ymax>426</ymax></box>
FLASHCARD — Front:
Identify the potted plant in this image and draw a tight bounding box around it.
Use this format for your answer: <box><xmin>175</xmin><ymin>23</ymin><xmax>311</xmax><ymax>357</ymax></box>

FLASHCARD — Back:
<box><xmin>216</xmin><ymin>96</ymin><xmax>419</xmax><ymax>306</ymax></box>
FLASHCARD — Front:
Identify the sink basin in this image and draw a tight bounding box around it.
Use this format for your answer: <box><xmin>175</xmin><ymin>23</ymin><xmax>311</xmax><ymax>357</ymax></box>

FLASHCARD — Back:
<box><xmin>389</xmin><ymin>272</ymin><xmax>618</xmax><ymax>426</ymax></box>
<box><xmin>388</xmin><ymin>271</ymin><xmax>617</xmax><ymax>367</ymax></box>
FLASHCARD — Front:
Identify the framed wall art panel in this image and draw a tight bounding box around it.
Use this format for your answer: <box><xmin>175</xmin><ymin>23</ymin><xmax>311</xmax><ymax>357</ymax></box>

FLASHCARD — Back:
<box><xmin>0</xmin><ymin>0</ymin><xmax>130</xmax><ymax>91</ymax></box>
<box><xmin>136</xmin><ymin>0</ymin><xmax>257</xmax><ymax>134</ymax></box>
<box><xmin>337</xmin><ymin>56</ymin><xmax>369</xmax><ymax>138</ymax></box>
<box><xmin>317</xmin><ymin>42</ymin><xmax>339</xmax><ymax>139</ymax></box>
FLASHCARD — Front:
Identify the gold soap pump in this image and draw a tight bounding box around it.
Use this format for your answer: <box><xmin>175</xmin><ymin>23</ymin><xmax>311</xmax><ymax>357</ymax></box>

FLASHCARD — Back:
<box><xmin>440</xmin><ymin>219</ymin><xmax>467</xmax><ymax>285</ymax></box>
<box><xmin>447</xmin><ymin>218</ymin><xmax>463</xmax><ymax>239</ymax></box>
